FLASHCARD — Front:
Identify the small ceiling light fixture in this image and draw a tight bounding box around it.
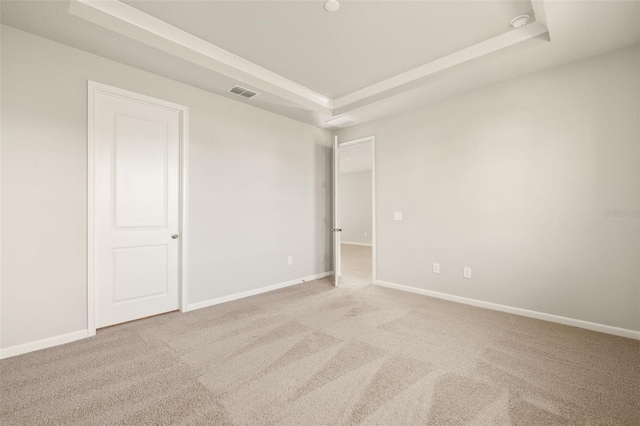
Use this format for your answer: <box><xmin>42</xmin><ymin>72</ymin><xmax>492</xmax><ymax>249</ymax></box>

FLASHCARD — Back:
<box><xmin>324</xmin><ymin>0</ymin><xmax>340</xmax><ymax>12</ymax></box>
<box><xmin>326</xmin><ymin>115</ymin><xmax>355</xmax><ymax>128</ymax></box>
<box><xmin>510</xmin><ymin>14</ymin><xmax>530</xmax><ymax>29</ymax></box>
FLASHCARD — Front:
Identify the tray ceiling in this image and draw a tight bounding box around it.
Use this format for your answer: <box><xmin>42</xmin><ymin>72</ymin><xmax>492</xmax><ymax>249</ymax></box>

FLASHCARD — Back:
<box><xmin>1</xmin><ymin>1</ymin><xmax>639</xmax><ymax>129</ymax></box>
<box><xmin>123</xmin><ymin>0</ymin><xmax>534</xmax><ymax>98</ymax></box>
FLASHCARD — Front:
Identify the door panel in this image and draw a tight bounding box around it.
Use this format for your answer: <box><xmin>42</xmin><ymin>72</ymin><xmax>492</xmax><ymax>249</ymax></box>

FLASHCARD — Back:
<box><xmin>112</xmin><ymin>245</ymin><xmax>168</xmax><ymax>302</ymax></box>
<box><xmin>94</xmin><ymin>91</ymin><xmax>180</xmax><ymax>328</ymax></box>
<box><xmin>114</xmin><ymin>114</ymin><xmax>168</xmax><ymax>228</ymax></box>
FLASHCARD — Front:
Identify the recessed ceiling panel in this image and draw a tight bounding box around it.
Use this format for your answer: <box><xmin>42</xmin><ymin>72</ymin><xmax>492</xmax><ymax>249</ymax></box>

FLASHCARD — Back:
<box><xmin>3</xmin><ymin>1</ymin><xmax>638</xmax><ymax>129</ymax></box>
<box><xmin>123</xmin><ymin>0</ymin><xmax>534</xmax><ymax>98</ymax></box>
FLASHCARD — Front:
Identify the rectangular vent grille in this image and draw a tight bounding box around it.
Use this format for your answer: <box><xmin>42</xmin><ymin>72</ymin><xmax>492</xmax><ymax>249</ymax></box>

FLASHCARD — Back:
<box><xmin>325</xmin><ymin>115</ymin><xmax>356</xmax><ymax>128</ymax></box>
<box><xmin>227</xmin><ymin>85</ymin><xmax>259</xmax><ymax>99</ymax></box>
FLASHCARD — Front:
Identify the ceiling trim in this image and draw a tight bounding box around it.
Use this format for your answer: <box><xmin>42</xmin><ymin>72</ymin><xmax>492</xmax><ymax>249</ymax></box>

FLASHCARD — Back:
<box><xmin>68</xmin><ymin>0</ymin><xmax>550</xmax><ymax>117</ymax></box>
<box><xmin>531</xmin><ymin>0</ymin><xmax>550</xmax><ymax>39</ymax></box>
<box><xmin>332</xmin><ymin>21</ymin><xmax>549</xmax><ymax>109</ymax></box>
<box><xmin>68</xmin><ymin>0</ymin><xmax>333</xmax><ymax>113</ymax></box>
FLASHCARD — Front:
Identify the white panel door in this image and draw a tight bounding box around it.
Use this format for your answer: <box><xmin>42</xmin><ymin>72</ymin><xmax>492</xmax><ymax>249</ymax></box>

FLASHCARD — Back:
<box><xmin>333</xmin><ymin>136</ymin><xmax>342</xmax><ymax>286</ymax></box>
<box><xmin>94</xmin><ymin>91</ymin><xmax>181</xmax><ymax>328</ymax></box>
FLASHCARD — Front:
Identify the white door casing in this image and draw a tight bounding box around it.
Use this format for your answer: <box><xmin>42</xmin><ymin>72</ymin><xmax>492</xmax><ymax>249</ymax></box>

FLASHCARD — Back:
<box><xmin>337</xmin><ymin>136</ymin><xmax>377</xmax><ymax>285</ymax></box>
<box><xmin>88</xmin><ymin>82</ymin><xmax>188</xmax><ymax>331</ymax></box>
<box><xmin>333</xmin><ymin>136</ymin><xmax>341</xmax><ymax>286</ymax></box>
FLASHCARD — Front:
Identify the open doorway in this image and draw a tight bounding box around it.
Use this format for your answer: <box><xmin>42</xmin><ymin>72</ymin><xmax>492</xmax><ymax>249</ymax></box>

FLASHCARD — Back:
<box><xmin>334</xmin><ymin>137</ymin><xmax>375</xmax><ymax>288</ymax></box>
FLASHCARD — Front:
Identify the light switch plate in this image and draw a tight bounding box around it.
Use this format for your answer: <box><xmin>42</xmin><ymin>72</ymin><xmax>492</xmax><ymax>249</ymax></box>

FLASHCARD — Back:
<box><xmin>288</xmin><ymin>256</ymin><xmax>293</xmax><ymax>265</ymax></box>
<box><xmin>394</xmin><ymin>211</ymin><xmax>403</xmax><ymax>221</ymax></box>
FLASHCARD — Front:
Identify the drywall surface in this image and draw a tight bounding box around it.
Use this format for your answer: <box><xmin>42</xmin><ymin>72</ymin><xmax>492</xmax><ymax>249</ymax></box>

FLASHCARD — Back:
<box><xmin>337</xmin><ymin>44</ymin><xmax>640</xmax><ymax>331</ymax></box>
<box><xmin>1</xmin><ymin>26</ymin><xmax>331</xmax><ymax>350</ymax></box>
<box><xmin>339</xmin><ymin>170</ymin><xmax>372</xmax><ymax>245</ymax></box>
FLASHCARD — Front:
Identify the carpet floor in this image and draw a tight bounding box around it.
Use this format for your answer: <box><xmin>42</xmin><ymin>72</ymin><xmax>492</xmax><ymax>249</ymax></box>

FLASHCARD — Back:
<box><xmin>1</xmin><ymin>278</ymin><xmax>639</xmax><ymax>425</ymax></box>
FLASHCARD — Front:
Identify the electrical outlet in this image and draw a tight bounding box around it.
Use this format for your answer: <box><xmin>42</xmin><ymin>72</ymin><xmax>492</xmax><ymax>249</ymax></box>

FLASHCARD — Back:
<box><xmin>288</xmin><ymin>256</ymin><xmax>293</xmax><ymax>266</ymax></box>
<box><xmin>433</xmin><ymin>263</ymin><xmax>440</xmax><ymax>274</ymax></box>
<box><xmin>394</xmin><ymin>211</ymin><xmax>403</xmax><ymax>221</ymax></box>
<box><xmin>464</xmin><ymin>267</ymin><xmax>472</xmax><ymax>279</ymax></box>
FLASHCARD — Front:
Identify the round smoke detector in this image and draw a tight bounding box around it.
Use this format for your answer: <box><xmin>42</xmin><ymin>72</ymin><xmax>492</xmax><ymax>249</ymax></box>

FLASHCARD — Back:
<box><xmin>324</xmin><ymin>0</ymin><xmax>340</xmax><ymax>12</ymax></box>
<box><xmin>510</xmin><ymin>14</ymin><xmax>530</xmax><ymax>28</ymax></box>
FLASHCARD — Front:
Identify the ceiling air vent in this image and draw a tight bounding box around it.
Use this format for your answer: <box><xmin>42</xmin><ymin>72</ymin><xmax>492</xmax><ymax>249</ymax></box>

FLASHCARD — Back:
<box><xmin>227</xmin><ymin>85</ymin><xmax>259</xmax><ymax>99</ymax></box>
<box><xmin>326</xmin><ymin>115</ymin><xmax>355</xmax><ymax>128</ymax></box>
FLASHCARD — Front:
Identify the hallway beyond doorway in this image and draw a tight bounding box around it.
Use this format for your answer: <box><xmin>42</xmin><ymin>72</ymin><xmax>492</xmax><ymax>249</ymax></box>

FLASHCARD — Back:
<box><xmin>340</xmin><ymin>243</ymin><xmax>372</xmax><ymax>288</ymax></box>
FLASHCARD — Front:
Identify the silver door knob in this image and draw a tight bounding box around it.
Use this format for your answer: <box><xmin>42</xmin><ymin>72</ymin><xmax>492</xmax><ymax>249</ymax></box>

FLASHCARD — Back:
<box><xmin>171</xmin><ymin>234</ymin><xmax>179</xmax><ymax>239</ymax></box>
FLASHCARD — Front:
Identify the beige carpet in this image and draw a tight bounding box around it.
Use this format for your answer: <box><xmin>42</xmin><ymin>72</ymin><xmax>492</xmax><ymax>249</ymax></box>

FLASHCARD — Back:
<box><xmin>1</xmin><ymin>277</ymin><xmax>639</xmax><ymax>425</ymax></box>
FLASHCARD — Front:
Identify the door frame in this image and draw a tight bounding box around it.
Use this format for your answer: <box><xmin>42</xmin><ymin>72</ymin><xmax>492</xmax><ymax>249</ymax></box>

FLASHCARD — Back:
<box><xmin>87</xmin><ymin>81</ymin><xmax>189</xmax><ymax>336</ymax></box>
<box><xmin>337</xmin><ymin>135</ymin><xmax>377</xmax><ymax>283</ymax></box>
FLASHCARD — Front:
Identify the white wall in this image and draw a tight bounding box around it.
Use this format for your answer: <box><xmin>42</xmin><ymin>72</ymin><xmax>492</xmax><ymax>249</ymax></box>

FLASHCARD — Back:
<box><xmin>0</xmin><ymin>26</ymin><xmax>332</xmax><ymax>351</ymax></box>
<box><xmin>340</xmin><ymin>170</ymin><xmax>372</xmax><ymax>245</ymax></box>
<box><xmin>337</xmin><ymin>44</ymin><xmax>640</xmax><ymax>332</ymax></box>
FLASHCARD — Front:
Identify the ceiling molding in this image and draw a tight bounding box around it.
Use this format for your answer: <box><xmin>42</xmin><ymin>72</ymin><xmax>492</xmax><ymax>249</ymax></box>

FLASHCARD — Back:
<box><xmin>68</xmin><ymin>0</ymin><xmax>550</xmax><ymax>118</ymax></box>
<box><xmin>531</xmin><ymin>0</ymin><xmax>550</xmax><ymax>39</ymax></box>
<box><xmin>67</xmin><ymin>0</ymin><xmax>333</xmax><ymax>113</ymax></box>
<box><xmin>332</xmin><ymin>22</ymin><xmax>549</xmax><ymax>110</ymax></box>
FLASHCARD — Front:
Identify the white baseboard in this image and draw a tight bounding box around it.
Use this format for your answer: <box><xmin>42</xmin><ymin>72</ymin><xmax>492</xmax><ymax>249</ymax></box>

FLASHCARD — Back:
<box><xmin>186</xmin><ymin>271</ymin><xmax>334</xmax><ymax>312</ymax></box>
<box><xmin>0</xmin><ymin>272</ymin><xmax>335</xmax><ymax>359</ymax></box>
<box><xmin>341</xmin><ymin>241</ymin><xmax>373</xmax><ymax>247</ymax></box>
<box><xmin>0</xmin><ymin>329</ymin><xmax>91</xmax><ymax>360</ymax></box>
<box><xmin>374</xmin><ymin>280</ymin><xmax>640</xmax><ymax>340</ymax></box>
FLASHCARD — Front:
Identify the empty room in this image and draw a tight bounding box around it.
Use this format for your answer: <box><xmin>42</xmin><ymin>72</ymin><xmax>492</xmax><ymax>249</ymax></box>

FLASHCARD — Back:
<box><xmin>1</xmin><ymin>0</ymin><xmax>639</xmax><ymax>424</ymax></box>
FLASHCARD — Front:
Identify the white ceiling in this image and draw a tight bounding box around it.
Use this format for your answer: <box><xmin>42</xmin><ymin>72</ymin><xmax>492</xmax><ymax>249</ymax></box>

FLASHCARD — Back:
<box><xmin>340</xmin><ymin>142</ymin><xmax>372</xmax><ymax>174</ymax></box>
<box><xmin>122</xmin><ymin>0</ymin><xmax>534</xmax><ymax>99</ymax></box>
<box><xmin>1</xmin><ymin>1</ymin><xmax>639</xmax><ymax>129</ymax></box>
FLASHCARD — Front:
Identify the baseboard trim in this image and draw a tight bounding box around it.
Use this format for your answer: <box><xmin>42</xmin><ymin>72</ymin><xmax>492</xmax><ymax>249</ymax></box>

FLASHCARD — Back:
<box><xmin>186</xmin><ymin>271</ymin><xmax>334</xmax><ymax>312</ymax></box>
<box><xmin>341</xmin><ymin>241</ymin><xmax>373</xmax><ymax>247</ymax></box>
<box><xmin>374</xmin><ymin>280</ymin><xmax>640</xmax><ymax>340</ymax></box>
<box><xmin>0</xmin><ymin>272</ymin><xmax>335</xmax><ymax>359</ymax></box>
<box><xmin>0</xmin><ymin>329</ymin><xmax>91</xmax><ymax>360</ymax></box>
